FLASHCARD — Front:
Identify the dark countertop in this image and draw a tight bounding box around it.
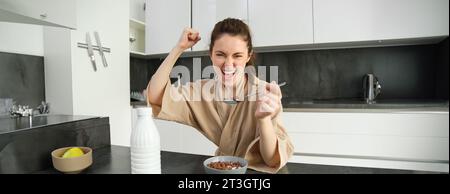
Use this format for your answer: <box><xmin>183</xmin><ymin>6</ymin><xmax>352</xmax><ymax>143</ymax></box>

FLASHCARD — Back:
<box><xmin>35</xmin><ymin>145</ymin><xmax>440</xmax><ymax>174</ymax></box>
<box><xmin>283</xmin><ymin>99</ymin><xmax>449</xmax><ymax>109</ymax></box>
<box><xmin>1</xmin><ymin>116</ymin><xmax>110</xmax><ymax>173</ymax></box>
<box><xmin>282</xmin><ymin>99</ymin><xmax>449</xmax><ymax>113</ymax></box>
<box><xmin>130</xmin><ymin>101</ymin><xmax>147</xmax><ymax>108</ymax></box>
<box><xmin>0</xmin><ymin>115</ymin><xmax>99</xmax><ymax>134</ymax></box>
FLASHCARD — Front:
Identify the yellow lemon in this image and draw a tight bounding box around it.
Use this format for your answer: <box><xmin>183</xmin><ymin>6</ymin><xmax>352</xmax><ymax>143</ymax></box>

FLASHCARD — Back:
<box><xmin>62</xmin><ymin>147</ymin><xmax>84</xmax><ymax>158</ymax></box>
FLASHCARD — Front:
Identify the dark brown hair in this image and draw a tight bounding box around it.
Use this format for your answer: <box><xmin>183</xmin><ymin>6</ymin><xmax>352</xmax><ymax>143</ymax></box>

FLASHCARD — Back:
<box><xmin>209</xmin><ymin>18</ymin><xmax>255</xmax><ymax>66</ymax></box>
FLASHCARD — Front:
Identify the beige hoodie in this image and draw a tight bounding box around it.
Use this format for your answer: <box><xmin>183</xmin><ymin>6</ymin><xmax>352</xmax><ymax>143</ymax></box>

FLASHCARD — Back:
<box><xmin>148</xmin><ymin>75</ymin><xmax>294</xmax><ymax>173</ymax></box>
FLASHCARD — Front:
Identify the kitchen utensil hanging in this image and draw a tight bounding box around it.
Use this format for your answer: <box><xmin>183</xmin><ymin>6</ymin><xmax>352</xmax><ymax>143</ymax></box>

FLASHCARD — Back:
<box><xmin>94</xmin><ymin>31</ymin><xmax>108</xmax><ymax>67</ymax></box>
<box><xmin>85</xmin><ymin>32</ymin><xmax>97</xmax><ymax>71</ymax></box>
<box><xmin>78</xmin><ymin>31</ymin><xmax>110</xmax><ymax>71</ymax></box>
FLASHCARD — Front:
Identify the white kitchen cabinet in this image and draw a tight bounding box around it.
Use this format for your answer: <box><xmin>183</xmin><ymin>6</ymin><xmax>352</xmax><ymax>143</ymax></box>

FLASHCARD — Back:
<box><xmin>248</xmin><ymin>0</ymin><xmax>314</xmax><ymax>47</ymax></box>
<box><xmin>152</xmin><ymin>114</ymin><xmax>217</xmax><ymax>155</ymax></box>
<box><xmin>313</xmin><ymin>0</ymin><xmax>449</xmax><ymax>44</ymax></box>
<box><xmin>145</xmin><ymin>0</ymin><xmax>191</xmax><ymax>55</ymax></box>
<box><xmin>153</xmin><ymin>119</ymin><xmax>184</xmax><ymax>153</ymax></box>
<box><xmin>130</xmin><ymin>0</ymin><xmax>145</xmax><ymax>22</ymax></box>
<box><xmin>0</xmin><ymin>0</ymin><xmax>76</xmax><ymax>29</ymax></box>
<box><xmin>129</xmin><ymin>0</ymin><xmax>146</xmax><ymax>55</ymax></box>
<box><xmin>282</xmin><ymin>111</ymin><xmax>449</xmax><ymax>172</ymax></box>
<box><xmin>0</xmin><ymin>22</ymin><xmax>44</xmax><ymax>56</ymax></box>
<box><xmin>192</xmin><ymin>0</ymin><xmax>248</xmax><ymax>51</ymax></box>
<box><xmin>132</xmin><ymin>107</ymin><xmax>217</xmax><ymax>155</ymax></box>
<box><xmin>180</xmin><ymin>122</ymin><xmax>217</xmax><ymax>156</ymax></box>
<box><xmin>154</xmin><ymin>119</ymin><xmax>217</xmax><ymax>156</ymax></box>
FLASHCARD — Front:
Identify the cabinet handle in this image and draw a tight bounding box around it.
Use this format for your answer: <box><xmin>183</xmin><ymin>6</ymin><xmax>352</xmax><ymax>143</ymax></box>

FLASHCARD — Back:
<box><xmin>40</xmin><ymin>13</ymin><xmax>47</xmax><ymax>19</ymax></box>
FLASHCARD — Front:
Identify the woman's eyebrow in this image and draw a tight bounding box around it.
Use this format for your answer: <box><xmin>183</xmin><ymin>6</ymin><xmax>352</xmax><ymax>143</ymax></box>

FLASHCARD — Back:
<box><xmin>214</xmin><ymin>51</ymin><xmax>244</xmax><ymax>55</ymax></box>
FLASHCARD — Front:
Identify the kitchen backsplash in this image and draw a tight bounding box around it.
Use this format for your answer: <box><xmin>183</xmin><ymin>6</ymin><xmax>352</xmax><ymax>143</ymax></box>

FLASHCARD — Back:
<box><xmin>0</xmin><ymin>52</ymin><xmax>45</xmax><ymax>115</ymax></box>
<box><xmin>436</xmin><ymin>38</ymin><xmax>449</xmax><ymax>99</ymax></box>
<box><xmin>130</xmin><ymin>38</ymin><xmax>449</xmax><ymax>102</ymax></box>
<box><xmin>130</xmin><ymin>56</ymin><xmax>158</xmax><ymax>93</ymax></box>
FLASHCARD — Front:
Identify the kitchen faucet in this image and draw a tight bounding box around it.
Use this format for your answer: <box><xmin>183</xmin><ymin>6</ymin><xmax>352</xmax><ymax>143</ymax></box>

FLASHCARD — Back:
<box><xmin>9</xmin><ymin>105</ymin><xmax>33</xmax><ymax>117</ymax></box>
<box><xmin>9</xmin><ymin>101</ymin><xmax>49</xmax><ymax>118</ymax></box>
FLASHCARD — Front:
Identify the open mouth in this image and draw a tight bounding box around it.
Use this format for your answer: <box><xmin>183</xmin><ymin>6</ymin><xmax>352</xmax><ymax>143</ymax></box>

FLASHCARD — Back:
<box><xmin>221</xmin><ymin>68</ymin><xmax>237</xmax><ymax>80</ymax></box>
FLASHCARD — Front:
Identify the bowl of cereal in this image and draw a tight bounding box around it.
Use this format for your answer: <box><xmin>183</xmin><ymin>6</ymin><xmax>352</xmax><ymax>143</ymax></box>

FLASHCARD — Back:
<box><xmin>203</xmin><ymin>156</ymin><xmax>248</xmax><ymax>174</ymax></box>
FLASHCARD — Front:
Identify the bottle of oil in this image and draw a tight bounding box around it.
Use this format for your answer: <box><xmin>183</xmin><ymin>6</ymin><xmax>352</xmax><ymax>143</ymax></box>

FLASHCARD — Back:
<box><xmin>130</xmin><ymin>107</ymin><xmax>161</xmax><ymax>174</ymax></box>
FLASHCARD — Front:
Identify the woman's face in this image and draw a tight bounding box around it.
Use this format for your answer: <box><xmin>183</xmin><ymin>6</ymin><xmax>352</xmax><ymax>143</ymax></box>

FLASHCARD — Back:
<box><xmin>211</xmin><ymin>34</ymin><xmax>251</xmax><ymax>87</ymax></box>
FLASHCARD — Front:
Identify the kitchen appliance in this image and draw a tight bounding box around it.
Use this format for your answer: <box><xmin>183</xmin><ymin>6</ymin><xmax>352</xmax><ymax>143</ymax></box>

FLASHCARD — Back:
<box><xmin>363</xmin><ymin>74</ymin><xmax>381</xmax><ymax>104</ymax></box>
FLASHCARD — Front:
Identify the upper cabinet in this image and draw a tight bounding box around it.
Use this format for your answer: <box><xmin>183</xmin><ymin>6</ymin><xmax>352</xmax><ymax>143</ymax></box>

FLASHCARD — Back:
<box><xmin>249</xmin><ymin>0</ymin><xmax>314</xmax><ymax>47</ymax></box>
<box><xmin>130</xmin><ymin>0</ymin><xmax>145</xmax><ymax>22</ymax></box>
<box><xmin>129</xmin><ymin>0</ymin><xmax>146</xmax><ymax>55</ymax></box>
<box><xmin>145</xmin><ymin>0</ymin><xmax>190</xmax><ymax>55</ymax></box>
<box><xmin>192</xmin><ymin>0</ymin><xmax>314</xmax><ymax>50</ymax></box>
<box><xmin>313</xmin><ymin>0</ymin><xmax>450</xmax><ymax>44</ymax></box>
<box><xmin>192</xmin><ymin>0</ymin><xmax>248</xmax><ymax>51</ymax></box>
<box><xmin>0</xmin><ymin>0</ymin><xmax>76</xmax><ymax>29</ymax></box>
<box><xmin>143</xmin><ymin>0</ymin><xmax>449</xmax><ymax>56</ymax></box>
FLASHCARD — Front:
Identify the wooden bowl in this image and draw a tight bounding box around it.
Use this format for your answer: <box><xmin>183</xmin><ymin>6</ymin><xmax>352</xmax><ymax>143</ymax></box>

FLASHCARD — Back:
<box><xmin>51</xmin><ymin>147</ymin><xmax>92</xmax><ymax>174</ymax></box>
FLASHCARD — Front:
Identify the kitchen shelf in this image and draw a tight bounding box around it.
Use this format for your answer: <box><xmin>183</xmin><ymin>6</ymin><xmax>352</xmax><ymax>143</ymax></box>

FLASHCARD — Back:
<box><xmin>129</xmin><ymin>18</ymin><xmax>146</xmax><ymax>55</ymax></box>
<box><xmin>129</xmin><ymin>18</ymin><xmax>145</xmax><ymax>30</ymax></box>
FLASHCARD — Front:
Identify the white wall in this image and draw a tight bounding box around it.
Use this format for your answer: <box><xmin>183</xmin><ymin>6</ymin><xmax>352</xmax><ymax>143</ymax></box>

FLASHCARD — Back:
<box><xmin>44</xmin><ymin>0</ymin><xmax>131</xmax><ymax>146</ymax></box>
<box><xmin>72</xmin><ymin>0</ymin><xmax>131</xmax><ymax>146</ymax></box>
<box><xmin>0</xmin><ymin>22</ymin><xmax>43</xmax><ymax>56</ymax></box>
<box><xmin>43</xmin><ymin>26</ymin><xmax>73</xmax><ymax>115</ymax></box>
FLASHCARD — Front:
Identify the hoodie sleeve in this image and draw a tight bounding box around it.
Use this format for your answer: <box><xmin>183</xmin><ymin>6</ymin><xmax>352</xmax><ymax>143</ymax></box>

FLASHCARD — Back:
<box><xmin>244</xmin><ymin>112</ymin><xmax>294</xmax><ymax>174</ymax></box>
<box><xmin>147</xmin><ymin>80</ymin><xmax>199</xmax><ymax>129</ymax></box>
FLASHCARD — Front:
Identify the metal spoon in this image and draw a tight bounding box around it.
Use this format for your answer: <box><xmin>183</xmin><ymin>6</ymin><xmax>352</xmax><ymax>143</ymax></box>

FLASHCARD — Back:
<box><xmin>223</xmin><ymin>82</ymin><xmax>287</xmax><ymax>105</ymax></box>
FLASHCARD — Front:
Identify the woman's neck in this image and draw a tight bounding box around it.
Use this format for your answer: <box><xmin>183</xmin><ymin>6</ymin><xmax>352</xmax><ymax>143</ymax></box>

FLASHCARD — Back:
<box><xmin>216</xmin><ymin>74</ymin><xmax>249</xmax><ymax>101</ymax></box>
<box><xmin>232</xmin><ymin>74</ymin><xmax>248</xmax><ymax>100</ymax></box>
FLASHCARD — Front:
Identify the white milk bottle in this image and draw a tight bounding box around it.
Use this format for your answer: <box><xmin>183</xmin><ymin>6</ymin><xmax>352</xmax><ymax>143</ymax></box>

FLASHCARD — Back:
<box><xmin>130</xmin><ymin>107</ymin><xmax>161</xmax><ymax>174</ymax></box>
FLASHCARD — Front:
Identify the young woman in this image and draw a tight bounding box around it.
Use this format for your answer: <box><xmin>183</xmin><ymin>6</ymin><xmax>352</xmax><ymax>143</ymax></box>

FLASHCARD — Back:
<box><xmin>146</xmin><ymin>18</ymin><xmax>293</xmax><ymax>173</ymax></box>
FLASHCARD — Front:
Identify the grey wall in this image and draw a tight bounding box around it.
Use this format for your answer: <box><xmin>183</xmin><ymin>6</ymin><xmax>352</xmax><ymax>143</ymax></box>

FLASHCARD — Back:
<box><xmin>0</xmin><ymin>52</ymin><xmax>45</xmax><ymax>108</ymax></box>
<box><xmin>256</xmin><ymin>44</ymin><xmax>439</xmax><ymax>101</ymax></box>
<box><xmin>130</xmin><ymin>38</ymin><xmax>449</xmax><ymax>102</ymax></box>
